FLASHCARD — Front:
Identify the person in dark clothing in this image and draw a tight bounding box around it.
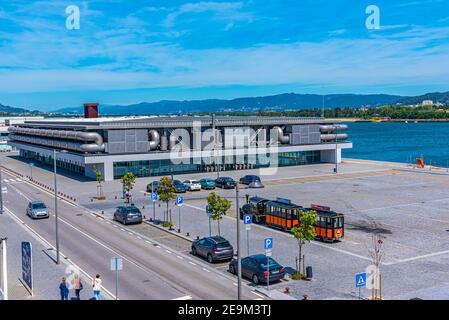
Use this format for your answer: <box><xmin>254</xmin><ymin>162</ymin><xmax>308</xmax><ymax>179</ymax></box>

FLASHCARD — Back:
<box><xmin>59</xmin><ymin>277</ymin><xmax>69</xmax><ymax>300</ymax></box>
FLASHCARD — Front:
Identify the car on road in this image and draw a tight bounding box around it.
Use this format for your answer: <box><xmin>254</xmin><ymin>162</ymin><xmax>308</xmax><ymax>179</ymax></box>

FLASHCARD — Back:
<box><xmin>26</xmin><ymin>200</ymin><xmax>49</xmax><ymax>219</ymax></box>
<box><xmin>113</xmin><ymin>205</ymin><xmax>143</xmax><ymax>225</ymax></box>
<box><xmin>215</xmin><ymin>177</ymin><xmax>236</xmax><ymax>189</ymax></box>
<box><xmin>248</xmin><ymin>180</ymin><xmax>264</xmax><ymax>188</ymax></box>
<box><xmin>229</xmin><ymin>255</ymin><xmax>285</xmax><ymax>285</ymax></box>
<box><xmin>199</xmin><ymin>178</ymin><xmax>216</xmax><ymax>190</ymax></box>
<box><xmin>183</xmin><ymin>179</ymin><xmax>201</xmax><ymax>191</ymax></box>
<box><xmin>239</xmin><ymin>175</ymin><xmax>262</xmax><ymax>185</ymax></box>
<box><xmin>173</xmin><ymin>180</ymin><xmax>187</xmax><ymax>193</ymax></box>
<box><xmin>191</xmin><ymin>236</ymin><xmax>234</xmax><ymax>263</ymax></box>
<box><xmin>146</xmin><ymin>181</ymin><xmax>160</xmax><ymax>193</ymax></box>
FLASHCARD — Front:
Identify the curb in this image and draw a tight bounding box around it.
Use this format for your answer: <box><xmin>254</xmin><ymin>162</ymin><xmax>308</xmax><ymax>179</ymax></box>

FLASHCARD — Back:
<box><xmin>143</xmin><ymin>220</ymin><xmax>194</xmax><ymax>243</ymax></box>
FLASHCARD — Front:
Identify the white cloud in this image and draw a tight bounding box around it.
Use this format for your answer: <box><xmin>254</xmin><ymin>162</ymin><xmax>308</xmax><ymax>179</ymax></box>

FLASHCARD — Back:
<box><xmin>164</xmin><ymin>1</ymin><xmax>244</xmax><ymax>27</ymax></box>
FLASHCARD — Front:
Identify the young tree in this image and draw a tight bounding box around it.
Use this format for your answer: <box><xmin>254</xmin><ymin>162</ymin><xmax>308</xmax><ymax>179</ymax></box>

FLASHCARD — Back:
<box><xmin>291</xmin><ymin>209</ymin><xmax>317</xmax><ymax>278</ymax></box>
<box><xmin>207</xmin><ymin>192</ymin><xmax>231</xmax><ymax>236</ymax></box>
<box><xmin>367</xmin><ymin>233</ymin><xmax>385</xmax><ymax>300</ymax></box>
<box><xmin>93</xmin><ymin>165</ymin><xmax>104</xmax><ymax>199</ymax></box>
<box><xmin>120</xmin><ymin>172</ymin><xmax>136</xmax><ymax>204</ymax></box>
<box><xmin>158</xmin><ymin>176</ymin><xmax>176</xmax><ymax>225</ymax></box>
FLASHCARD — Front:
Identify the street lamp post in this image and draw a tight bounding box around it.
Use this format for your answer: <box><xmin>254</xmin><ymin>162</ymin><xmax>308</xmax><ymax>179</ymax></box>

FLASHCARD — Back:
<box><xmin>235</xmin><ymin>183</ymin><xmax>242</xmax><ymax>300</ymax></box>
<box><xmin>0</xmin><ymin>165</ymin><xmax>3</xmax><ymax>215</ymax></box>
<box><xmin>334</xmin><ymin>126</ymin><xmax>338</xmax><ymax>174</ymax></box>
<box><xmin>53</xmin><ymin>149</ymin><xmax>67</xmax><ymax>265</ymax></box>
<box><xmin>0</xmin><ymin>237</ymin><xmax>7</xmax><ymax>300</ymax></box>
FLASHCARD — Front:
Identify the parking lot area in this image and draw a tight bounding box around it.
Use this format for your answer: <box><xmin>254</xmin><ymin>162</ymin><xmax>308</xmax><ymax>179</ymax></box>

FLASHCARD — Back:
<box><xmin>3</xmin><ymin>153</ymin><xmax>449</xmax><ymax>299</ymax></box>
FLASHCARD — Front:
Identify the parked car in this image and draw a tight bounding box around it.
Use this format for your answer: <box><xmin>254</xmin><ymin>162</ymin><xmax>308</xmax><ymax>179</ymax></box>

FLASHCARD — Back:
<box><xmin>113</xmin><ymin>205</ymin><xmax>143</xmax><ymax>225</ymax></box>
<box><xmin>26</xmin><ymin>200</ymin><xmax>49</xmax><ymax>219</ymax></box>
<box><xmin>215</xmin><ymin>177</ymin><xmax>236</xmax><ymax>189</ymax></box>
<box><xmin>172</xmin><ymin>180</ymin><xmax>187</xmax><ymax>193</ymax></box>
<box><xmin>146</xmin><ymin>181</ymin><xmax>160</xmax><ymax>193</ymax></box>
<box><xmin>248</xmin><ymin>180</ymin><xmax>264</xmax><ymax>188</ymax></box>
<box><xmin>239</xmin><ymin>175</ymin><xmax>261</xmax><ymax>185</ymax></box>
<box><xmin>192</xmin><ymin>236</ymin><xmax>234</xmax><ymax>263</ymax></box>
<box><xmin>229</xmin><ymin>254</ymin><xmax>285</xmax><ymax>285</ymax></box>
<box><xmin>183</xmin><ymin>179</ymin><xmax>201</xmax><ymax>191</ymax></box>
<box><xmin>199</xmin><ymin>178</ymin><xmax>216</xmax><ymax>190</ymax></box>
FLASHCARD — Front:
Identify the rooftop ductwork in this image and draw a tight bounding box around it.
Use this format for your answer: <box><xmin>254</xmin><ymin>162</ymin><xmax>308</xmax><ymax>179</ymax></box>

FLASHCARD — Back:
<box><xmin>320</xmin><ymin>133</ymin><xmax>348</xmax><ymax>141</ymax></box>
<box><xmin>320</xmin><ymin>124</ymin><xmax>348</xmax><ymax>133</ymax></box>
<box><xmin>272</xmin><ymin>126</ymin><xmax>290</xmax><ymax>144</ymax></box>
<box><xmin>148</xmin><ymin>130</ymin><xmax>160</xmax><ymax>151</ymax></box>
<box><xmin>8</xmin><ymin>126</ymin><xmax>105</xmax><ymax>152</ymax></box>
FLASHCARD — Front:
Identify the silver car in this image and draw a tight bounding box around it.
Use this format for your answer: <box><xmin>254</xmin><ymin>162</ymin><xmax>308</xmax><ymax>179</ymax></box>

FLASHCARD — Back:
<box><xmin>26</xmin><ymin>201</ymin><xmax>50</xmax><ymax>219</ymax></box>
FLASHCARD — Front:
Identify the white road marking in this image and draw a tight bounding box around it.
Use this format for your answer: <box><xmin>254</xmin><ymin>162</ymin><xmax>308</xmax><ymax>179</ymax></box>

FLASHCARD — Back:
<box><xmin>189</xmin><ymin>261</ymin><xmax>196</xmax><ymax>266</ymax></box>
<box><xmin>176</xmin><ymin>255</ymin><xmax>183</xmax><ymax>260</ymax></box>
<box><xmin>145</xmin><ymin>240</ymin><xmax>152</xmax><ymax>244</ymax></box>
<box><xmin>137</xmin><ymin>236</ymin><xmax>142</xmax><ymax>240</ymax></box>
<box><xmin>233</xmin><ymin>282</ymin><xmax>238</xmax><ymax>286</ymax></box>
<box><xmin>202</xmin><ymin>268</ymin><xmax>211</xmax><ymax>273</ymax></box>
<box><xmin>165</xmin><ymin>250</ymin><xmax>172</xmax><ymax>254</ymax></box>
<box><xmin>128</xmin><ymin>232</ymin><xmax>133</xmax><ymax>235</ymax></box>
<box><xmin>172</xmin><ymin>295</ymin><xmax>192</xmax><ymax>300</ymax></box>
<box><xmin>251</xmin><ymin>291</ymin><xmax>264</xmax><ymax>298</ymax></box>
<box><xmin>384</xmin><ymin>249</ymin><xmax>449</xmax><ymax>266</ymax></box>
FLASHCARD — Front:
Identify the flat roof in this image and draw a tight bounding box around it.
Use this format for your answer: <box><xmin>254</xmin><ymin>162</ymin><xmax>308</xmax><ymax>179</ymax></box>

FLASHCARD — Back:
<box><xmin>16</xmin><ymin>115</ymin><xmax>332</xmax><ymax>130</ymax></box>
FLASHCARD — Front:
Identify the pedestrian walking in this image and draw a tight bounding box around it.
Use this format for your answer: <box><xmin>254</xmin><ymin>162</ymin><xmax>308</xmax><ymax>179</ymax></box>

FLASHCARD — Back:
<box><xmin>73</xmin><ymin>274</ymin><xmax>83</xmax><ymax>300</ymax></box>
<box><xmin>92</xmin><ymin>274</ymin><xmax>102</xmax><ymax>300</ymax></box>
<box><xmin>59</xmin><ymin>277</ymin><xmax>69</xmax><ymax>300</ymax></box>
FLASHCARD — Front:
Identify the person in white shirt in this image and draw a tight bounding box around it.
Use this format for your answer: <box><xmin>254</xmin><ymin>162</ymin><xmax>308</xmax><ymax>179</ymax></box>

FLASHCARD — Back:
<box><xmin>92</xmin><ymin>274</ymin><xmax>102</xmax><ymax>300</ymax></box>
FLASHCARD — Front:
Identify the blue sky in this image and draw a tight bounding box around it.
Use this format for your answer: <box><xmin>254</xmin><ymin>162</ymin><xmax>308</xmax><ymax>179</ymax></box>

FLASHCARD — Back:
<box><xmin>1</xmin><ymin>0</ymin><xmax>449</xmax><ymax>111</ymax></box>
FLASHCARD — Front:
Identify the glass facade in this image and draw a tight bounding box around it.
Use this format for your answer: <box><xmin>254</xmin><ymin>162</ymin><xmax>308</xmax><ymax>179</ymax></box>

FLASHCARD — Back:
<box><xmin>113</xmin><ymin>150</ymin><xmax>321</xmax><ymax>179</ymax></box>
<box><xmin>19</xmin><ymin>150</ymin><xmax>85</xmax><ymax>175</ymax></box>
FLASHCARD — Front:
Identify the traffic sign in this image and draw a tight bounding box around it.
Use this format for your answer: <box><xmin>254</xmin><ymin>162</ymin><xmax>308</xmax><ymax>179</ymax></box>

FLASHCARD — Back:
<box><xmin>110</xmin><ymin>257</ymin><xmax>123</xmax><ymax>271</ymax></box>
<box><xmin>355</xmin><ymin>272</ymin><xmax>367</xmax><ymax>288</ymax></box>
<box><xmin>151</xmin><ymin>192</ymin><xmax>157</xmax><ymax>202</ymax></box>
<box><xmin>176</xmin><ymin>195</ymin><xmax>183</xmax><ymax>206</ymax></box>
<box><xmin>205</xmin><ymin>204</ymin><xmax>213</xmax><ymax>217</ymax></box>
<box><xmin>264</xmin><ymin>238</ymin><xmax>273</xmax><ymax>250</ymax></box>
<box><xmin>29</xmin><ymin>163</ymin><xmax>34</xmax><ymax>167</ymax></box>
<box><xmin>244</xmin><ymin>214</ymin><xmax>252</xmax><ymax>231</ymax></box>
<box><xmin>21</xmin><ymin>242</ymin><xmax>33</xmax><ymax>292</ymax></box>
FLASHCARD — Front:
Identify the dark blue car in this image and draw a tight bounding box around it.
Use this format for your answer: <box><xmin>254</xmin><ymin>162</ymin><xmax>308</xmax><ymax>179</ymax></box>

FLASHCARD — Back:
<box><xmin>229</xmin><ymin>254</ymin><xmax>285</xmax><ymax>285</ymax></box>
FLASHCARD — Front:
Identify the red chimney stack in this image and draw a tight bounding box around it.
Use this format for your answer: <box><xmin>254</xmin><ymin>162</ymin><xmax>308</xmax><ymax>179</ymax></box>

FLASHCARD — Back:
<box><xmin>84</xmin><ymin>103</ymin><xmax>99</xmax><ymax>118</ymax></box>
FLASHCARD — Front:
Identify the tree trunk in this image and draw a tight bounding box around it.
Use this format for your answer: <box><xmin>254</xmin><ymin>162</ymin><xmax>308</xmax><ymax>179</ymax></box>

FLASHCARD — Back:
<box><xmin>298</xmin><ymin>241</ymin><xmax>303</xmax><ymax>275</ymax></box>
<box><xmin>217</xmin><ymin>219</ymin><xmax>221</xmax><ymax>236</ymax></box>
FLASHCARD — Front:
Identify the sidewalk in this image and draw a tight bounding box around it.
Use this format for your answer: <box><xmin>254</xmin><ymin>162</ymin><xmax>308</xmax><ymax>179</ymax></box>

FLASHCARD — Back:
<box><xmin>0</xmin><ymin>211</ymin><xmax>107</xmax><ymax>300</ymax></box>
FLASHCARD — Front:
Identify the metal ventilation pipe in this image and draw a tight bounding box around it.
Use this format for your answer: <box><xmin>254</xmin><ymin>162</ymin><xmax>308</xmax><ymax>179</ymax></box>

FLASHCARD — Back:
<box><xmin>272</xmin><ymin>126</ymin><xmax>290</xmax><ymax>144</ymax></box>
<box><xmin>320</xmin><ymin>133</ymin><xmax>348</xmax><ymax>141</ymax></box>
<box><xmin>148</xmin><ymin>130</ymin><xmax>160</xmax><ymax>150</ymax></box>
<box><xmin>8</xmin><ymin>127</ymin><xmax>105</xmax><ymax>152</ymax></box>
<box><xmin>319</xmin><ymin>124</ymin><xmax>348</xmax><ymax>132</ymax></box>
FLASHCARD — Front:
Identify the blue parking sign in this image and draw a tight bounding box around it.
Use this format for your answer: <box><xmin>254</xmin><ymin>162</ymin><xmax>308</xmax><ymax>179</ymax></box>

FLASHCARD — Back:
<box><xmin>355</xmin><ymin>273</ymin><xmax>367</xmax><ymax>288</ymax></box>
<box><xmin>264</xmin><ymin>237</ymin><xmax>273</xmax><ymax>250</ymax></box>
<box><xmin>176</xmin><ymin>195</ymin><xmax>183</xmax><ymax>206</ymax></box>
<box><xmin>244</xmin><ymin>214</ymin><xmax>252</xmax><ymax>225</ymax></box>
<box><xmin>151</xmin><ymin>192</ymin><xmax>158</xmax><ymax>202</ymax></box>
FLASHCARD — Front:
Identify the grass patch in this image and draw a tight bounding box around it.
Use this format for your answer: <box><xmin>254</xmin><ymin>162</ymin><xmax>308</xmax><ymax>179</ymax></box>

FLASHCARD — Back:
<box><xmin>290</xmin><ymin>273</ymin><xmax>307</xmax><ymax>281</ymax></box>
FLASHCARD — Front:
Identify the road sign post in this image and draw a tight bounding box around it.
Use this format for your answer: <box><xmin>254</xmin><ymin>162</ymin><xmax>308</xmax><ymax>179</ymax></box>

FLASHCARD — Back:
<box><xmin>264</xmin><ymin>238</ymin><xmax>273</xmax><ymax>291</ymax></box>
<box><xmin>29</xmin><ymin>163</ymin><xmax>34</xmax><ymax>180</ymax></box>
<box><xmin>0</xmin><ymin>166</ymin><xmax>3</xmax><ymax>215</ymax></box>
<box><xmin>151</xmin><ymin>186</ymin><xmax>157</xmax><ymax>223</ymax></box>
<box><xmin>355</xmin><ymin>272</ymin><xmax>367</xmax><ymax>300</ymax></box>
<box><xmin>244</xmin><ymin>214</ymin><xmax>252</xmax><ymax>256</ymax></box>
<box><xmin>206</xmin><ymin>204</ymin><xmax>212</xmax><ymax>237</ymax></box>
<box><xmin>111</xmin><ymin>257</ymin><xmax>123</xmax><ymax>300</ymax></box>
<box><xmin>176</xmin><ymin>196</ymin><xmax>183</xmax><ymax>232</ymax></box>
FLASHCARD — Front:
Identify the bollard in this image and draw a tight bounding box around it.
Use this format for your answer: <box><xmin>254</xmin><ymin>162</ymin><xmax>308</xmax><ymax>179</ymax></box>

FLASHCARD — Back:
<box><xmin>101</xmin><ymin>211</ymin><xmax>104</xmax><ymax>215</ymax></box>
<box><xmin>177</xmin><ymin>229</ymin><xmax>181</xmax><ymax>233</ymax></box>
<box><xmin>196</xmin><ymin>236</ymin><xmax>200</xmax><ymax>240</ymax></box>
<box><xmin>142</xmin><ymin>206</ymin><xmax>145</xmax><ymax>209</ymax></box>
<box><xmin>91</xmin><ymin>199</ymin><xmax>93</xmax><ymax>202</ymax></box>
<box><xmin>284</xmin><ymin>287</ymin><xmax>290</xmax><ymax>294</ymax></box>
<box><xmin>186</xmin><ymin>232</ymin><xmax>190</xmax><ymax>237</ymax></box>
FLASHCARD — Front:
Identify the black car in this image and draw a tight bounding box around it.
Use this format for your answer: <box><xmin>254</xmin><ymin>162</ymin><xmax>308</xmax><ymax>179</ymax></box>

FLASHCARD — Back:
<box><xmin>146</xmin><ymin>181</ymin><xmax>160</xmax><ymax>193</ymax></box>
<box><xmin>215</xmin><ymin>177</ymin><xmax>236</xmax><ymax>189</ymax></box>
<box><xmin>113</xmin><ymin>205</ymin><xmax>143</xmax><ymax>225</ymax></box>
<box><xmin>229</xmin><ymin>254</ymin><xmax>285</xmax><ymax>285</ymax></box>
<box><xmin>173</xmin><ymin>180</ymin><xmax>187</xmax><ymax>193</ymax></box>
<box><xmin>192</xmin><ymin>236</ymin><xmax>234</xmax><ymax>263</ymax></box>
<box><xmin>239</xmin><ymin>175</ymin><xmax>261</xmax><ymax>185</ymax></box>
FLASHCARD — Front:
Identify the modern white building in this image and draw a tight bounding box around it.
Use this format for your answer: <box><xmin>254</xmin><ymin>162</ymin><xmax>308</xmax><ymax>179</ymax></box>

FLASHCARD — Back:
<box><xmin>7</xmin><ymin>106</ymin><xmax>352</xmax><ymax>181</ymax></box>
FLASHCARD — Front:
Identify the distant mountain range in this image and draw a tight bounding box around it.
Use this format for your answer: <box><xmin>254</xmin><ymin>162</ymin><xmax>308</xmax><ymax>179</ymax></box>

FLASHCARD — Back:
<box><xmin>2</xmin><ymin>91</ymin><xmax>449</xmax><ymax>115</ymax></box>
<box><xmin>0</xmin><ymin>103</ymin><xmax>31</xmax><ymax>114</ymax></box>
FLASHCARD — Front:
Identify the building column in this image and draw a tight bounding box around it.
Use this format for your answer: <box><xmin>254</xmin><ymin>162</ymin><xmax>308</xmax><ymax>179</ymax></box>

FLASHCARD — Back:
<box><xmin>320</xmin><ymin>148</ymin><xmax>342</xmax><ymax>164</ymax></box>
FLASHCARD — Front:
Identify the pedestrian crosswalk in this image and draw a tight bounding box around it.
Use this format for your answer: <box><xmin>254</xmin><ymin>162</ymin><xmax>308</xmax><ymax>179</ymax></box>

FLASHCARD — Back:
<box><xmin>2</xmin><ymin>178</ymin><xmax>23</xmax><ymax>183</ymax></box>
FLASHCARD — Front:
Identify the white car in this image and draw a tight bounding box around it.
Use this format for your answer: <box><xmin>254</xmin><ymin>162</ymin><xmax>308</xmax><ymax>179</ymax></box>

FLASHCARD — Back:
<box><xmin>183</xmin><ymin>180</ymin><xmax>201</xmax><ymax>191</ymax></box>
